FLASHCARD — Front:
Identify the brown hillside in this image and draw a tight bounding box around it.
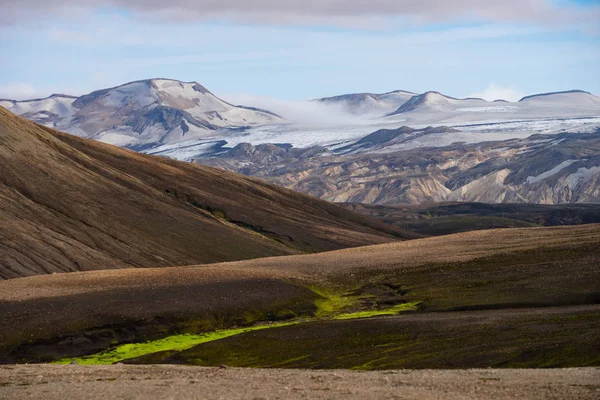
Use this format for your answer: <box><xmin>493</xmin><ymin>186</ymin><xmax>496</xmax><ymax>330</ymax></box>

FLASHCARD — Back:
<box><xmin>0</xmin><ymin>107</ymin><xmax>408</xmax><ymax>279</ymax></box>
<box><xmin>0</xmin><ymin>224</ymin><xmax>598</xmax><ymax>363</ymax></box>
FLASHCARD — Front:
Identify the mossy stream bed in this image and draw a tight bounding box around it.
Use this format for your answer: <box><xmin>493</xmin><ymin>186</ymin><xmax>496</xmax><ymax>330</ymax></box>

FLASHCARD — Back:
<box><xmin>53</xmin><ymin>322</ymin><xmax>300</xmax><ymax>365</ymax></box>
<box><xmin>53</xmin><ymin>285</ymin><xmax>421</xmax><ymax>366</ymax></box>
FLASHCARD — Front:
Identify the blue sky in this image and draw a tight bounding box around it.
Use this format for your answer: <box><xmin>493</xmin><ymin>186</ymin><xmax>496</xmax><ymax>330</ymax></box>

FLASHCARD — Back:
<box><xmin>0</xmin><ymin>0</ymin><xmax>599</xmax><ymax>102</ymax></box>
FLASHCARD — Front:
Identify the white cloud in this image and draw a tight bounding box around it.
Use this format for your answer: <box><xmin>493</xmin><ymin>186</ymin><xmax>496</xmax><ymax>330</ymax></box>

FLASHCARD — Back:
<box><xmin>0</xmin><ymin>83</ymin><xmax>38</xmax><ymax>100</ymax></box>
<box><xmin>1</xmin><ymin>0</ymin><xmax>599</xmax><ymax>30</ymax></box>
<box><xmin>468</xmin><ymin>83</ymin><xmax>525</xmax><ymax>102</ymax></box>
<box><xmin>223</xmin><ymin>93</ymin><xmax>370</xmax><ymax>127</ymax></box>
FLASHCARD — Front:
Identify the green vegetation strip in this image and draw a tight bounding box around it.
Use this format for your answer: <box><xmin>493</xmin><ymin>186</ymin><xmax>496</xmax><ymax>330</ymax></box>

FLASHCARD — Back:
<box><xmin>53</xmin><ymin>322</ymin><xmax>298</xmax><ymax>365</ymax></box>
<box><xmin>53</xmin><ymin>287</ymin><xmax>420</xmax><ymax>366</ymax></box>
<box><xmin>334</xmin><ymin>302</ymin><xmax>420</xmax><ymax>320</ymax></box>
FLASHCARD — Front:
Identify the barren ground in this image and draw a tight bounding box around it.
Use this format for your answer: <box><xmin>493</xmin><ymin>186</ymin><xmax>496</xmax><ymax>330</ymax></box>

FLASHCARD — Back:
<box><xmin>1</xmin><ymin>365</ymin><xmax>599</xmax><ymax>400</ymax></box>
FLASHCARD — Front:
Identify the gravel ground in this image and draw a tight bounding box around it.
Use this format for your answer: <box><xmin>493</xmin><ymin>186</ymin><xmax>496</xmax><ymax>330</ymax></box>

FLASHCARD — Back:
<box><xmin>0</xmin><ymin>365</ymin><xmax>598</xmax><ymax>400</ymax></box>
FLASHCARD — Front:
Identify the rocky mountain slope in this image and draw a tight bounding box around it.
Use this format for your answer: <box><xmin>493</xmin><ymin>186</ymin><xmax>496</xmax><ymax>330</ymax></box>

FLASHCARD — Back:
<box><xmin>0</xmin><ymin>107</ymin><xmax>411</xmax><ymax>279</ymax></box>
<box><xmin>0</xmin><ymin>79</ymin><xmax>282</xmax><ymax>149</ymax></box>
<box><xmin>201</xmin><ymin>129</ymin><xmax>600</xmax><ymax>205</ymax></box>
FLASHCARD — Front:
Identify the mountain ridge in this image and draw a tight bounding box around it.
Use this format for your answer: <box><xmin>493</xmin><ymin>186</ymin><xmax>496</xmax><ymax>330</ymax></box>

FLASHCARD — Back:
<box><xmin>519</xmin><ymin>89</ymin><xmax>592</xmax><ymax>102</ymax></box>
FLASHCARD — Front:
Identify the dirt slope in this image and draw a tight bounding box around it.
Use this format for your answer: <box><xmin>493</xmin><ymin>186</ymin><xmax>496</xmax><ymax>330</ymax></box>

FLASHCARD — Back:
<box><xmin>0</xmin><ymin>107</ymin><xmax>409</xmax><ymax>279</ymax></box>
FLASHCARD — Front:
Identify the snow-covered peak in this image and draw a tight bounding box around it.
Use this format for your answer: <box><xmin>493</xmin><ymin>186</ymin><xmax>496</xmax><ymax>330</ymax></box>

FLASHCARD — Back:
<box><xmin>385</xmin><ymin>88</ymin><xmax>600</xmax><ymax>125</ymax></box>
<box><xmin>519</xmin><ymin>90</ymin><xmax>600</xmax><ymax>106</ymax></box>
<box><xmin>0</xmin><ymin>94</ymin><xmax>77</xmax><ymax>125</ymax></box>
<box><xmin>3</xmin><ymin>78</ymin><xmax>285</xmax><ymax>149</ymax></box>
<box><xmin>101</xmin><ymin>81</ymin><xmax>158</xmax><ymax>108</ymax></box>
<box><xmin>390</xmin><ymin>91</ymin><xmax>473</xmax><ymax>115</ymax></box>
<box><xmin>317</xmin><ymin>90</ymin><xmax>416</xmax><ymax>116</ymax></box>
<box><xmin>150</xmin><ymin>79</ymin><xmax>231</xmax><ymax>115</ymax></box>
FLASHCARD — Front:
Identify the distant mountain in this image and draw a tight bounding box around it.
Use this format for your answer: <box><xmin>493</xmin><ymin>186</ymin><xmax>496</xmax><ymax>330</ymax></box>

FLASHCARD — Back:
<box><xmin>200</xmin><ymin>129</ymin><xmax>600</xmax><ymax>205</ymax></box>
<box><xmin>3</xmin><ymin>82</ymin><xmax>599</xmax><ymax>167</ymax></box>
<box><xmin>0</xmin><ymin>94</ymin><xmax>78</xmax><ymax>128</ymax></box>
<box><xmin>0</xmin><ymin>79</ymin><xmax>283</xmax><ymax>149</ymax></box>
<box><xmin>389</xmin><ymin>91</ymin><xmax>483</xmax><ymax>114</ymax></box>
<box><xmin>0</xmin><ymin>107</ymin><xmax>410</xmax><ymax>279</ymax></box>
<box><xmin>343</xmin><ymin>202</ymin><xmax>600</xmax><ymax>237</ymax></box>
<box><xmin>317</xmin><ymin>90</ymin><xmax>416</xmax><ymax>116</ymax></box>
<box><xmin>386</xmin><ymin>90</ymin><xmax>600</xmax><ymax>124</ymax></box>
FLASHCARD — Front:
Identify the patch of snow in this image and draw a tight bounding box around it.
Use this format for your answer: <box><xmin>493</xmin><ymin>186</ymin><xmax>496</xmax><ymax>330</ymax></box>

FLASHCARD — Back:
<box><xmin>566</xmin><ymin>166</ymin><xmax>600</xmax><ymax>190</ymax></box>
<box><xmin>457</xmin><ymin>106</ymin><xmax>519</xmax><ymax>113</ymax></box>
<box><xmin>6</xmin><ymin>96</ymin><xmax>76</xmax><ymax>120</ymax></box>
<box><xmin>96</xmin><ymin>132</ymin><xmax>138</xmax><ymax>146</ymax></box>
<box><xmin>525</xmin><ymin>160</ymin><xmax>579</xmax><ymax>184</ymax></box>
<box><xmin>103</xmin><ymin>82</ymin><xmax>158</xmax><ymax>108</ymax></box>
<box><xmin>144</xmin><ymin>138</ymin><xmax>225</xmax><ymax>161</ymax></box>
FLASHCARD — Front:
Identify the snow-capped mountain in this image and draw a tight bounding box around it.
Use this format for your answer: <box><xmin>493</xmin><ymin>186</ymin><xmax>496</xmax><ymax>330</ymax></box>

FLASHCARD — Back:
<box><xmin>385</xmin><ymin>90</ymin><xmax>600</xmax><ymax>125</ymax></box>
<box><xmin>0</xmin><ymin>94</ymin><xmax>78</xmax><ymax>127</ymax></box>
<box><xmin>0</xmin><ymin>79</ymin><xmax>283</xmax><ymax>148</ymax></box>
<box><xmin>317</xmin><ymin>90</ymin><xmax>416</xmax><ymax>116</ymax></box>
<box><xmin>3</xmin><ymin>79</ymin><xmax>600</xmax><ymax>205</ymax></box>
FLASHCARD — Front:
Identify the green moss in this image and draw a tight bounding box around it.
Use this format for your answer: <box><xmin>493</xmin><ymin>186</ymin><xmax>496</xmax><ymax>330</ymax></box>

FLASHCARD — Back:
<box><xmin>53</xmin><ymin>321</ymin><xmax>298</xmax><ymax>365</ymax></box>
<box><xmin>309</xmin><ymin>286</ymin><xmax>358</xmax><ymax>317</ymax></box>
<box><xmin>51</xmin><ymin>283</ymin><xmax>421</xmax><ymax>366</ymax></box>
<box><xmin>49</xmin><ymin>281</ymin><xmax>420</xmax><ymax>367</ymax></box>
<box><xmin>334</xmin><ymin>302</ymin><xmax>421</xmax><ymax>320</ymax></box>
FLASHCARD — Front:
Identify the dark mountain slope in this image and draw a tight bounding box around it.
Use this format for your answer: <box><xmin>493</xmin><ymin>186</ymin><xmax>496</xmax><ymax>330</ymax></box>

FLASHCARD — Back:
<box><xmin>343</xmin><ymin>202</ymin><xmax>600</xmax><ymax>236</ymax></box>
<box><xmin>0</xmin><ymin>107</ymin><xmax>408</xmax><ymax>279</ymax></box>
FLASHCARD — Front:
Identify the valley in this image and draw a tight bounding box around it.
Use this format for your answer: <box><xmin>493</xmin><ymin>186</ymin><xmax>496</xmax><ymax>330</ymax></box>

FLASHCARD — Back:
<box><xmin>1</xmin><ymin>94</ymin><xmax>599</xmax><ymax>376</ymax></box>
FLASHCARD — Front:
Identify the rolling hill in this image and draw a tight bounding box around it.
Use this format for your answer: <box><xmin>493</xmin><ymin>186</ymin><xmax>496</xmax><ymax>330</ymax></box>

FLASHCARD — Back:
<box><xmin>1</xmin><ymin>223</ymin><xmax>598</xmax><ymax>365</ymax></box>
<box><xmin>0</xmin><ymin>107</ymin><xmax>409</xmax><ymax>280</ymax></box>
<box><xmin>343</xmin><ymin>202</ymin><xmax>600</xmax><ymax>236</ymax></box>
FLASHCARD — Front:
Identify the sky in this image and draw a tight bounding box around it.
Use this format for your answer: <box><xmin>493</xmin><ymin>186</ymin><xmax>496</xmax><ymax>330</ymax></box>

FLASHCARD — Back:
<box><xmin>0</xmin><ymin>0</ymin><xmax>599</xmax><ymax>103</ymax></box>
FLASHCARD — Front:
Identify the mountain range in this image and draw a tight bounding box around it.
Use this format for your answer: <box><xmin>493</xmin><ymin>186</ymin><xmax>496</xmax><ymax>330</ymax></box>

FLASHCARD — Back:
<box><xmin>203</xmin><ymin>128</ymin><xmax>600</xmax><ymax>204</ymax></box>
<box><xmin>383</xmin><ymin>90</ymin><xmax>600</xmax><ymax>125</ymax></box>
<box><xmin>3</xmin><ymin>79</ymin><xmax>599</xmax><ymax>152</ymax></box>
<box><xmin>2</xmin><ymin>78</ymin><xmax>600</xmax><ymax>206</ymax></box>
<box><xmin>317</xmin><ymin>89</ymin><xmax>600</xmax><ymax>123</ymax></box>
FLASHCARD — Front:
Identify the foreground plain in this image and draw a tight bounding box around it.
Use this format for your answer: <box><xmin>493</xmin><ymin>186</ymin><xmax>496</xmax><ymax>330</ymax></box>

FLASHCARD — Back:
<box><xmin>0</xmin><ymin>365</ymin><xmax>598</xmax><ymax>400</ymax></box>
